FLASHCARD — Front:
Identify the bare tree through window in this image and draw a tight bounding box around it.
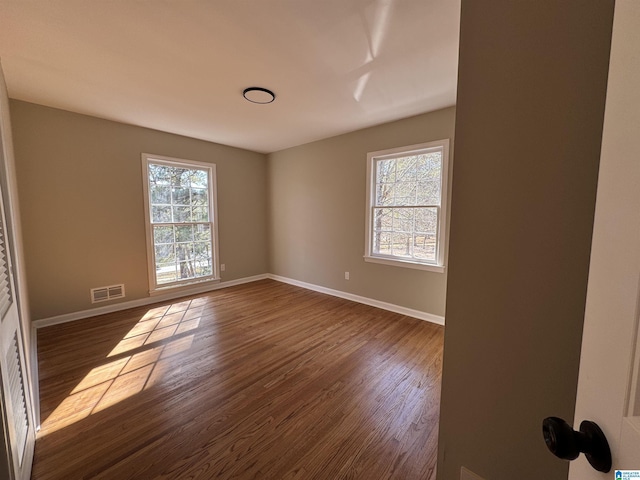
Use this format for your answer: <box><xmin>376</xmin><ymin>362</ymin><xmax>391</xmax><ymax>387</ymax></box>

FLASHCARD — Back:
<box><xmin>143</xmin><ymin>155</ymin><xmax>218</xmax><ymax>290</ymax></box>
<box><xmin>366</xmin><ymin>140</ymin><xmax>449</xmax><ymax>270</ymax></box>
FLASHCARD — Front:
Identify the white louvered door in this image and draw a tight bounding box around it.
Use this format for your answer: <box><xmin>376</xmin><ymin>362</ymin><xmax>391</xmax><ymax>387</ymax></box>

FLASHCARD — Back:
<box><xmin>0</xmin><ymin>61</ymin><xmax>35</xmax><ymax>480</ymax></box>
<box><xmin>0</xmin><ymin>214</ymin><xmax>32</xmax><ymax>480</ymax></box>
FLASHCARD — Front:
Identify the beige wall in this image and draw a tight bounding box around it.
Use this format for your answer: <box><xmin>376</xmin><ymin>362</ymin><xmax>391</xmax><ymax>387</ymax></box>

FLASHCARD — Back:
<box><xmin>10</xmin><ymin>101</ymin><xmax>454</xmax><ymax>321</ymax></box>
<box><xmin>268</xmin><ymin>107</ymin><xmax>455</xmax><ymax>318</ymax></box>
<box><xmin>437</xmin><ymin>1</ymin><xmax>614</xmax><ymax>479</ymax></box>
<box><xmin>10</xmin><ymin>100</ymin><xmax>269</xmax><ymax>320</ymax></box>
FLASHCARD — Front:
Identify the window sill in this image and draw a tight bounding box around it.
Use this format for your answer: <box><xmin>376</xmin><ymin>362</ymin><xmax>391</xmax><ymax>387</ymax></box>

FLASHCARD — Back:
<box><xmin>149</xmin><ymin>277</ymin><xmax>221</xmax><ymax>296</ymax></box>
<box><xmin>364</xmin><ymin>255</ymin><xmax>446</xmax><ymax>273</ymax></box>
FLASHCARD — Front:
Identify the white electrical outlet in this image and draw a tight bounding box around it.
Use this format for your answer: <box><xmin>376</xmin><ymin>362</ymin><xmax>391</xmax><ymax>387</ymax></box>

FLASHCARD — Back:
<box><xmin>460</xmin><ymin>467</ymin><xmax>485</xmax><ymax>480</ymax></box>
<box><xmin>344</xmin><ymin>271</ymin><xmax>350</xmax><ymax>280</ymax></box>
<box><xmin>220</xmin><ymin>264</ymin><xmax>226</xmax><ymax>272</ymax></box>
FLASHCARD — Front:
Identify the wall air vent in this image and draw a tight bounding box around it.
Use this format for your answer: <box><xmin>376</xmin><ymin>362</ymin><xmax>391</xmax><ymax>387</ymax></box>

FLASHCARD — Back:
<box><xmin>91</xmin><ymin>284</ymin><xmax>125</xmax><ymax>303</ymax></box>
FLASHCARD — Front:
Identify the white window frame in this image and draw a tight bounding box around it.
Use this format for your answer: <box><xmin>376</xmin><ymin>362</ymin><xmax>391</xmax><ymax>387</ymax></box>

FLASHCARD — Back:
<box><xmin>364</xmin><ymin>139</ymin><xmax>450</xmax><ymax>273</ymax></box>
<box><xmin>141</xmin><ymin>153</ymin><xmax>220</xmax><ymax>294</ymax></box>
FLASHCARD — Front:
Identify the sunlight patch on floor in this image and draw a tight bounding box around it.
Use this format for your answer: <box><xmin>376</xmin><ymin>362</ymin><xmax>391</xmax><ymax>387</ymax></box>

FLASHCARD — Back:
<box><xmin>38</xmin><ymin>297</ymin><xmax>208</xmax><ymax>437</ymax></box>
<box><xmin>108</xmin><ymin>299</ymin><xmax>205</xmax><ymax>357</ymax></box>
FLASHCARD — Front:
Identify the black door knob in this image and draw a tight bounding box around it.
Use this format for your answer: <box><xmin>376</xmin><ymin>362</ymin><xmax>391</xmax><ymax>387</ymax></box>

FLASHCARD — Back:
<box><xmin>542</xmin><ymin>417</ymin><xmax>612</xmax><ymax>473</ymax></box>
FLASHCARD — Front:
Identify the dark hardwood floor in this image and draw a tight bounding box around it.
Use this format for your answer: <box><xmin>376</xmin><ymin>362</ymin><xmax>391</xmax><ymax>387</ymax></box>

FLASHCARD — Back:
<box><xmin>33</xmin><ymin>279</ymin><xmax>444</xmax><ymax>480</ymax></box>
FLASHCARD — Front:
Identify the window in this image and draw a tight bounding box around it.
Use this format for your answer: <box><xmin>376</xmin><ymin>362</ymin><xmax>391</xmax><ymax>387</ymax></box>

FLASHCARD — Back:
<box><xmin>364</xmin><ymin>139</ymin><xmax>450</xmax><ymax>272</ymax></box>
<box><xmin>142</xmin><ymin>154</ymin><xmax>220</xmax><ymax>292</ymax></box>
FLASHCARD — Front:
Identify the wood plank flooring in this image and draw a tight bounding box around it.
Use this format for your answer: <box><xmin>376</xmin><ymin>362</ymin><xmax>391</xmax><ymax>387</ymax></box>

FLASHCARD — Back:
<box><xmin>33</xmin><ymin>279</ymin><xmax>444</xmax><ymax>480</ymax></box>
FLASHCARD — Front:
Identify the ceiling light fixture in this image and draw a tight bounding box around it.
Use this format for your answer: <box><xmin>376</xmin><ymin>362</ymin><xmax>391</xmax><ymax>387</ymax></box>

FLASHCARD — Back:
<box><xmin>243</xmin><ymin>87</ymin><xmax>276</xmax><ymax>104</ymax></box>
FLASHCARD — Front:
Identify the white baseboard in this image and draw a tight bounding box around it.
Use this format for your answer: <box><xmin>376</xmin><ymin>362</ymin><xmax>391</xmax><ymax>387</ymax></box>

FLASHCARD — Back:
<box><xmin>30</xmin><ymin>325</ymin><xmax>40</xmax><ymax>429</ymax></box>
<box><xmin>267</xmin><ymin>274</ymin><xmax>445</xmax><ymax>326</ymax></box>
<box><xmin>32</xmin><ymin>274</ymin><xmax>270</xmax><ymax>329</ymax></box>
<box><xmin>33</xmin><ymin>272</ymin><xmax>445</xmax><ymax>330</ymax></box>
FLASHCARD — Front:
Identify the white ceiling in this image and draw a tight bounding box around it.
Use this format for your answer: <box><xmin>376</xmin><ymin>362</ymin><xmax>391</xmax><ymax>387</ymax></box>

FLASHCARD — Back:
<box><xmin>0</xmin><ymin>0</ymin><xmax>460</xmax><ymax>154</ymax></box>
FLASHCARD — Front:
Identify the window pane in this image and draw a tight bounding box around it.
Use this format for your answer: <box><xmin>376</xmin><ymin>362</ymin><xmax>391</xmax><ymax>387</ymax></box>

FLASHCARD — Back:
<box><xmin>189</xmin><ymin>170</ymin><xmax>208</xmax><ymax>189</ymax></box>
<box><xmin>373</xmin><ymin>208</ymin><xmax>393</xmax><ymax>230</ymax></box>
<box><xmin>195</xmin><ymin>224</ymin><xmax>211</xmax><ymax>242</ymax></box>
<box><xmin>417</xmin><ymin>181</ymin><xmax>441</xmax><ymax>205</ymax></box>
<box><xmin>173</xmin><ymin>206</ymin><xmax>191</xmax><ymax>222</ymax></box>
<box><xmin>176</xmin><ymin>243</ymin><xmax>194</xmax><ymax>262</ymax></box>
<box><xmin>156</xmin><ymin>263</ymin><xmax>178</xmax><ymax>285</ymax></box>
<box><xmin>393</xmin><ymin>208</ymin><xmax>414</xmax><ymax>233</ymax></box>
<box><xmin>413</xmin><ymin>234</ymin><xmax>437</xmax><ymax>262</ymax></box>
<box><xmin>194</xmin><ymin>243</ymin><xmax>212</xmax><ymax>276</ymax></box>
<box><xmin>162</xmin><ymin>240</ymin><xmax>213</xmax><ymax>282</ymax></box>
<box><xmin>191</xmin><ymin>188</ymin><xmax>208</xmax><ymax>206</ymax></box>
<box><xmin>415</xmin><ymin>208</ymin><xmax>438</xmax><ymax>234</ymax></box>
<box><xmin>390</xmin><ymin>232</ymin><xmax>411</xmax><ymax>257</ymax></box>
<box><xmin>150</xmin><ymin>185</ymin><xmax>171</xmax><ymax>205</ymax></box>
<box><xmin>154</xmin><ymin>244</ymin><xmax>175</xmax><ymax>264</ymax></box>
<box><xmin>194</xmin><ymin>242</ymin><xmax>211</xmax><ymax>260</ymax></box>
<box><xmin>373</xmin><ymin>231</ymin><xmax>392</xmax><ymax>255</ymax></box>
<box><xmin>179</xmin><ymin>260</ymin><xmax>197</xmax><ymax>280</ymax></box>
<box><xmin>393</xmin><ymin>182</ymin><xmax>417</xmax><ymax>206</ymax></box>
<box><xmin>196</xmin><ymin>263</ymin><xmax>213</xmax><ymax>277</ymax></box>
<box><xmin>192</xmin><ymin>207</ymin><xmax>209</xmax><ymax>222</ymax></box>
<box><xmin>176</xmin><ymin>225</ymin><xmax>194</xmax><ymax>243</ymax></box>
<box><xmin>172</xmin><ymin>187</ymin><xmax>190</xmax><ymax>205</ymax></box>
<box><xmin>153</xmin><ymin>226</ymin><xmax>174</xmax><ymax>244</ymax></box>
<box><xmin>417</xmin><ymin>152</ymin><xmax>442</xmax><ymax>181</ymax></box>
<box><xmin>376</xmin><ymin>159</ymin><xmax>396</xmax><ymax>183</ymax></box>
<box><xmin>170</xmin><ymin>168</ymin><xmax>190</xmax><ymax>187</ymax></box>
<box><xmin>376</xmin><ymin>183</ymin><xmax>395</xmax><ymax>206</ymax></box>
<box><xmin>148</xmin><ymin>164</ymin><xmax>171</xmax><ymax>185</ymax></box>
<box><xmin>152</xmin><ymin>206</ymin><xmax>172</xmax><ymax>223</ymax></box>
<box><xmin>176</xmin><ymin>245</ymin><xmax>193</xmax><ymax>279</ymax></box>
<box><xmin>395</xmin><ymin>155</ymin><xmax>417</xmax><ymax>182</ymax></box>
<box><xmin>426</xmin><ymin>151</ymin><xmax>442</xmax><ymax>173</ymax></box>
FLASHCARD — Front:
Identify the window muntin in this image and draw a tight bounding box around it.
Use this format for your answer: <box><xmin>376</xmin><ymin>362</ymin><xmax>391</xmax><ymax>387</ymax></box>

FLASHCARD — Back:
<box><xmin>365</xmin><ymin>140</ymin><xmax>449</xmax><ymax>271</ymax></box>
<box><xmin>142</xmin><ymin>154</ymin><xmax>219</xmax><ymax>291</ymax></box>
